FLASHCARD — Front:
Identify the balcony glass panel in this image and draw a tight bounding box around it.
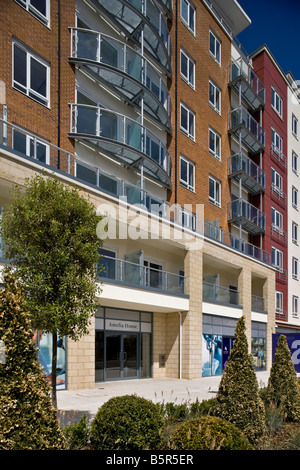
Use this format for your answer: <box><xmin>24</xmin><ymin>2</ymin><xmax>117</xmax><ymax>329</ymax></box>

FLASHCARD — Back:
<box><xmin>228</xmin><ymin>153</ymin><xmax>265</xmax><ymax>194</ymax></box>
<box><xmin>203</xmin><ymin>282</ymin><xmax>240</xmax><ymax>306</ymax></box>
<box><xmin>228</xmin><ymin>58</ymin><xmax>265</xmax><ymax>109</ymax></box>
<box><xmin>228</xmin><ymin>106</ymin><xmax>265</xmax><ymax>153</ymax></box>
<box><xmin>252</xmin><ymin>295</ymin><xmax>265</xmax><ymax>312</ymax></box>
<box><xmin>228</xmin><ymin>199</ymin><xmax>265</xmax><ymax>234</ymax></box>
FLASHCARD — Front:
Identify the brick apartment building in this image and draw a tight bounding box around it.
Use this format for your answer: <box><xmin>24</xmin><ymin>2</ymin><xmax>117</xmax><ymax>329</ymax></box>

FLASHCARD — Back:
<box><xmin>3</xmin><ymin>0</ymin><xmax>297</xmax><ymax>390</ymax></box>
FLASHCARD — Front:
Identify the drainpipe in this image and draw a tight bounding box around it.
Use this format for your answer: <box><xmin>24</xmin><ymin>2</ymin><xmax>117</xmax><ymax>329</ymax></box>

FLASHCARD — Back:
<box><xmin>178</xmin><ymin>311</ymin><xmax>182</xmax><ymax>379</ymax></box>
<box><xmin>57</xmin><ymin>0</ymin><xmax>61</xmax><ymax>169</ymax></box>
<box><xmin>174</xmin><ymin>0</ymin><xmax>178</xmax><ymax>203</ymax></box>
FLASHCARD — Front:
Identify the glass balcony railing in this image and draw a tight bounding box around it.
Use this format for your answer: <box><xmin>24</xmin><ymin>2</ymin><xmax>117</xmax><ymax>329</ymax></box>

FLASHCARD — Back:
<box><xmin>228</xmin><ymin>106</ymin><xmax>265</xmax><ymax>154</ymax></box>
<box><xmin>70</xmin><ymin>28</ymin><xmax>171</xmax><ymax>130</ymax></box>
<box><xmin>228</xmin><ymin>58</ymin><xmax>265</xmax><ymax>109</ymax></box>
<box><xmin>228</xmin><ymin>153</ymin><xmax>265</xmax><ymax>194</ymax></box>
<box><xmin>70</xmin><ymin>104</ymin><xmax>172</xmax><ymax>188</ymax></box>
<box><xmin>228</xmin><ymin>199</ymin><xmax>265</xmax><ymax>234</ymax></box>
<box><xmin>203</xmin><ymin>282</ymin><xmax>240</xmax><ymax>306</ymax></box>
<box><xmin>0</xmin><ymin>119</ymin><xmax>272</xmax><ymax>267</ymax></box>
<box><xmin>95</xmin><ymin>0</ymin><xmax>171</xmax><ymax>73</ymax></box>
<box><xmin>97</xmin><ymin>255</ymin><xmax>185</xmax><ymax>294</ymax></box>
<box><xmin>252</xmin><ymin>295</ymin><xmax>265</xmax><ymax>312</ymax></box>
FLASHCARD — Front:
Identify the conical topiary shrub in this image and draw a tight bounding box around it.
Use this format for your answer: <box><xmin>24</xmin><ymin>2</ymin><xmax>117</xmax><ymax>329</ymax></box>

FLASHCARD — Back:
<box><xmin>266</xmin><ymin>334</ymin><xmax>300</xmax><ymax>422</ymax></box>
<box><xmin>0</xmin><ymin>272</ymin><xmax>65</xmax><ymax>450</ymax></box>
<box><xmin>214</xmin><ymin>315</ymin><xmax>265</xmax><ymax>443</ymax></box>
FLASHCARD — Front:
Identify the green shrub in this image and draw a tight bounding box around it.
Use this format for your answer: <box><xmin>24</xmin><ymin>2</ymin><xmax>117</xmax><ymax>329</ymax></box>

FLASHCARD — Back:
<box><xmin>63</xmin><ymin>414</ymin><xmax>90</xmax><ymax>450</ymax></box>
<box><xmin>168</xmin><ymin>416</ymin><xmax>253</xmax><ymax>450</ymax></box>
<box><xmin>161</xmin><ymin>402</ymin><xmax>189</xmax><ymax>423</ymax></box>
<box><xmin>190</xmin><ymin>398</ymin><xmax>216</xmax><ymax>418</ymax></box>
<box><xmin>90</xmin><ymin>395</ymin><xmax>165</xmax><ymax>450</ymax></box>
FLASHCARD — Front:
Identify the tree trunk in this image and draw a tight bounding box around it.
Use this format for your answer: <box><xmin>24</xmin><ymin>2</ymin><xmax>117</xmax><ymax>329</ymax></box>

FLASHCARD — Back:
<box><xmin>51</xmin><ymin>332</ymin><xmax>58</xmax><ymax>409</ymax></box>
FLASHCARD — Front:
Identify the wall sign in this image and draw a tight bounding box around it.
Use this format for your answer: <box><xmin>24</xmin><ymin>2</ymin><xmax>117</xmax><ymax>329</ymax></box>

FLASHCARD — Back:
<box><xmin>105</xmin><ymin>319</ymin><xmax>140</xmax><ymax>332</ymax></box>
<box><xmin>272</xmin><ymin>334</ymin><xmax>300</xmax><ymax>373</ymax></box>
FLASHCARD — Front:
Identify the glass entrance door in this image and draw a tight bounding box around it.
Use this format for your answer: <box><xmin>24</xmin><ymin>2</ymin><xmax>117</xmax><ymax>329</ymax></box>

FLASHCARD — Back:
<box><xmin>105</xmin><ymin>332</ymin><xmax>138</xmax><ymax>380</ymax></box>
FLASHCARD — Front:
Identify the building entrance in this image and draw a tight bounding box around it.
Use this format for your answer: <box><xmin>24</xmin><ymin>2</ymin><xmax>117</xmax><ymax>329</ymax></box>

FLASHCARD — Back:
<box><xmin>106</xmin><ymin>332</ymin><xmax>138</xmax><ymax>379</ymax></box>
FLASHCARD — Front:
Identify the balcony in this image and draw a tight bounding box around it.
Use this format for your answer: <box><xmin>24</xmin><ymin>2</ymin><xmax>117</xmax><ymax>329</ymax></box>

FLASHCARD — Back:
<box><xmin>271</xmin><ymin>184</ymin><xmax>287</xmax><ymax>207</ymax></box>
<box><xmin>228</xmin><ymin>152</ymin><xmax>265</xmax><ymax>195</ymax></box>
<box><xmin>271</xmin><ymin>225</ymin><xmax>287</xmax><ymax>246</ymax></box>
<box><xmin>69</xmin><ymin>104</ymin><xmax>172</xmax><ymax>188</ymax></box>
<box><xmin>203</xmin><ymin>281</ymin><xmax>240</xmax><ymax>307</ymax></box>
<box><xmin>69</xmin><ymin>28</ymin><xmax>171</xmax><ymax>131</ymax></box>
<box><xmin>228</xmin><ymin>58</ymin><xmax>265</xmax><ymax>110</ymax></box>
<box><xmin>97</xmin><ymin>255</ymin><xmax>185</xmax><ymax>295</ymax></box>
<box><xmin>228</xmin><ymin>106</ymin><xmax>265</xmax><ymax>154</ymax></box>
<box><xmin>252</xmin><ymin>295</ymin><xmax>266</xmax><ymax>312</ymax></box>
<box><xmin>270</xmin><ymin>144</ymin><xmax>287</xmax><ymax>170</ymax></box>
<box><xmin>94</xmin><ymin>0</ymin><xmax>171</xmax><ymax>74</ymax></box>
<box><xmin>228</xmin><ymin>199</ymin><xmax>265</xmax><ymax>235</ymax></box>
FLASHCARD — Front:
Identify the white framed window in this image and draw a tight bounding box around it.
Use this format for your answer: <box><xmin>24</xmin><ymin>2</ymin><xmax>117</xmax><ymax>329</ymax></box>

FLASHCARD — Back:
<box><xmin>272</xmin><ymin>246</ymin><xmax>283</xmax><ymax>271</ymax></box>
<box><xmin>272</xmin><ymin>207</ymin><xmax>283</xmax><ymax>233</ymax></box>
<box><xmin>292</xmin><ymin>114</ymin><xmax>298</xmax><ymax>137</ymax></box>
<box><xmin>292</xmin><ymin>151</ymin><xmax>298</xmax><ymax>174</ymax></box>
<box><xmin>292</xmin><ymin>295</ymin><xmax>299</xmax><ymax>317</ymax></box>
<box><xmin>209</xmin><ymin>80</ymin><xmax>221</xmax><ymax>114</ymax></box>
<box><xmin>271</xmin><ymin>167</ymin><xmax>283</xmax><ymax>194</ymax></box>
<box><xmin>209</xmin><ymin>127</ymin><xmax>221</xmax><ymax>161</ymax></box>
<box><xmin>180</xmin><ymin>102</ymin><xmax>195</xmax><ymax>140</ymax></box>
<box><xmin>12</xmin><ymin>128</ymin><xmax>50</xmax><ymax>164</ymax></box>
<box><xmin>292</xmin><ymin>221</ymin><xmax>298</xmax><ymax>244</ymax></box>
<box><xmin>12</xmin><ymin>40</ymin><xmax>50</xmax><ymax>107</ymax></box>
<box><xmin>271</xmin><ymin>128</ymin><xmax>283</xmax><ymax>156</ymax></box>
<box><xmin>15</xmin><ymin>0</ymin><xmax>50</xmax><ymax>27</ymax></box>
<box><xmin>292</xmin><ymin>186</ymin><xmax>298</xmax><ymax>209</ymax></box>
<box><xmin>181</xmin><ymin>0</ymin><xmax>195</xmax><ymax>34</ymax></box>
<box><xmin>275</xmin><ymin>291</ymin><xmax>283</xmax><ymax>314</ymax></box>
<box><xmin>209</xmin><ymin>175</ymin><xmax>221</xmax><ymax>207</ymax></box>
<box><xmin>271</xmin><ymin>86</ymin><xmax>282</xmax><ymax>118</ymax></box>
<box><xmin>180</xmin><ymin>155</ymin><xmax>195</xmax><ymax>191</ymax></box>
<box><xmin>209</xmin><ymin>30</ymin><xmax>221</xmax><ymax>65</ymax></box>
<box><xmin>180</xmin><ymin>49</ymin><xmax>195</xmax><ymax>89</ymax></box>
<box><xmin>292</xmin><ymin>257</ymin><xmax>298</xmax><ymax>279</ymax></box>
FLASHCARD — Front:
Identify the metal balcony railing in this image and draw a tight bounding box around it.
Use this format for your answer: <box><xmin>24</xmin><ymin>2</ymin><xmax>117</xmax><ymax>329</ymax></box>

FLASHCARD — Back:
<box><xmin>97</xmin><ymin>255</ymin><xmax>185</xmax><ymax>294</ymax></box>
<box><xmin>228</xmin><ymin>152</ymin><xmax>265</xmax><ymax>194</ymax></box>
<box><xmin>70</xmin><ymin>28</ymin><xmax>171</xmax><ymax>130</ymax></box>
<box><xmin>270</xmin><ymin>144</ymin><xmax>287</xmax><ymax>169</ymax></box>
<box><xmin>228</xmin><ymin>57</ymin><xmax>265</xmax><ymax>110</ymax></box>
<box><xmin>228</xmin><ymin>199</ymin><xmax>265</xmax><ymax>234</ymax></box>
<box><xmin>203</xmin><ymin>282</ymin><xmax>240</xmax><ymax>306</ymax></box>
<box><xmin>228</xmin><ymin>106</ymin><xmax>265</xmax><ymax>154</ymax></box>
<box><xmin>251</xmin><ymin>295</ymin><xmax>265</xmax><ymax>312</ymax></box>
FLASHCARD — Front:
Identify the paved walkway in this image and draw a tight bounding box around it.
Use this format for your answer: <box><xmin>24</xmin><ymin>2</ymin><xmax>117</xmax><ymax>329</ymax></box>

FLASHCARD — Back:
<box><xmin>57</xmin><ymin>371</ymin><xmax>270</xmax><ymax>425</ymax></box>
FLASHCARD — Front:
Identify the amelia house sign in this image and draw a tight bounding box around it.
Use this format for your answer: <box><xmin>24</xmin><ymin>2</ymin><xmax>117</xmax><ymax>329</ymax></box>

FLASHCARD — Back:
<box><xmin>105</xmin><ymin>319</ymin><xmax>139</xmax><ymax>332</ymax></box>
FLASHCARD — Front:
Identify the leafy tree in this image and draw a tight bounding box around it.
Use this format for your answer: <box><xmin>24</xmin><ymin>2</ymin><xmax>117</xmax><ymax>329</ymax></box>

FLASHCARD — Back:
<box><xmin>266</xmin><ymin>334</ymin><xmax>300</xmax><ymax>421</ymax></box>
<box><xmin>0</xmin><ymin>175</ymin><xmax>102</xmax><ymax>407</ymax></box>
<box><xmin>0</xmin><ymin>272</ymin><xmax>65</xmax><ymax>449</ymax></box>
<box><xmin>214</xmin><ymin>315</ymin><xmax>265</xmax><ymax>443</ymax></box>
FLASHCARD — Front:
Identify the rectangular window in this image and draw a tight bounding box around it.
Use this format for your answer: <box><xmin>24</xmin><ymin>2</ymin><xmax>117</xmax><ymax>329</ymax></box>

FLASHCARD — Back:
<box><xmin>209</xmin><ymin>127</ymin><xmax>221</xmax><ymax>161</ymax></box>
<box><xmin>15</xmin><ymin>0</ymin><xmax>50</xmax><ymax>27</ymax></box>
<box><xmin>272</xmin><ymin>207</ymin><xmax>283</xmax><ymax>233</ymax></box>
<box><xmin>271</xmin><ymin>167</ymin><xmax>283</xmax><ymax>195</ymax></box>
<box><xmin>181</xmin><ymin>0</ymin><xmax>195</xmax><ymax>34</ymax></box>
<box><xmin>293</xmin><ymin>295</ymin><xmax>299</xmax><ymax>317</ymax></box>
<box><xmin>180</xmin><ymin>49</ymin><xmax>195</xmax><ymax>88</ymax></box>
<box><xmin>271</xmin><ymin>87</ymin><xmax>282</xmax><ymax>118</ymax></box>
<box><xmin>180</xmin><ymin>103</ymin><xmax>195</xmax><ymax>140</ymax></box>
<box><xmin>209</xmin><ymin>80</ymin><xmax>221</xmax><ymax>114</ymax></box>
<box><xmin>292</xmin><ymin>114</ymin><xmax>298</xmax><ymax>137</ymax></box>
<box><xmin>209</xmin><ymin>30</ymin><xmax>221</xmax><ymax>65</ymax></box>
<box><xmin>271</xmin><ymin>128</ymin><xmax>283</xmax><ymax>156</ymax></box>
<box><xmin>180</xmin><ymin>155</ymin><xmax>195</xmax><ymax>191</ymax></box>
<box><xmin>275</xmin><ymin>291</ymin><xmax>283</xmax><ymax>314</ymax></box>
<box><xmin>209</xmin><ymin>176</ymin><xmax>221</xmax><ymax>207</ymax></box>
<box><xmin>292</xmin><ymin>151</ymin><xmax>298</xmax><ymax>174</ymax></box>
<box><xmin>292</xmin><ymin>221</ymin><xmax>298</xmax><ymax>244</ymax></box>
<box><xmin>293</xmin><ymin>257</ymin><xmax>298</xmax><ymax>279</ymax></box>
<box><xmin>272</xmin><ymin>246</ymin><xmax>283</xmax><ymax>271</ymax></box>
<box><xmin>292</xmin><ymin>186</ymin><xmax>298</xmax><ymax>209</ymax></box>
<box><xmin>13</xmin><ymin>41</ymin><xmax>50</xmax><ymax>107</ymax></box>
<box><xmin>12</xmin><ymin>128</ymin><xmax>49</xmax><ymax>164</ymax></box>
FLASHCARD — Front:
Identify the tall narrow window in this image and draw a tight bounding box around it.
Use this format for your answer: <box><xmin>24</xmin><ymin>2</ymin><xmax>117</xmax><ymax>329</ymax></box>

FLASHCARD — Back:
<box><xmin>275</xmin><ymin>291</ymin><xmax>283</xmax><ymax>314</ymax></box>
<box><xmin>209</xmin><ymin>128</ymin><xmax>221</xmax><ymax>161</ymax></box>
<box><xmin>180</xmin><ymin>155</ymin><xmax>195</xmax><ymax>191</ymax></box>
<box><xmin>209</xmin><ymin>176</ymin><xmax>221</xmax><ymax>207</ymax></box>
<box><xmin>13</xmin><ymin>41</ymin><xmax>50</xmax><ymax>107</ymax></box>
<box><xmin>272</xmin><ymin>246</ymin><xmax>283</xmax><ymax>271</ymax></box>
<box><xmin>292</xmin><ymin>295</ymin><xmax>299</xmax><ymax>317</ymax></box>
<box><xmin>15</xmin><ymin>0</ymin><xmax>50</xmax><ymax>27</ymax></box>
<box><xmin>292</xmin><ymin>151</ymin><xmax>298</xmax><ymax>174</ymax></box>
<box><xmin>292</xmin><ymin>257</ymin><xmax>298</xmax><ymax>280</ymax></box>
<box><xmin>292</xmin><ymin>221</ymin><xmax>298</xmax><ymax>244</ymax></box>
<box><xmin>292</xmin><ymin>186</ymin><xmax>298</xmax><ymax>209</ymax></box>
<box><xmin>209</xmin><ymin>30</ymin><xmax>221</xmax><ymax>65</ymax></box>
<box><xmin>271</xmin><ymin>167</ymin><xmax>283</xmax><ymax>195</ymax></box>
<box><xmin>292</xmin><ymin>114</ymin><xmax>298</xmax><ymax>137</ymax></box>
<box><xmin>180</xmin><ymin>103</ymin><xmax>195</xmax><ymax>140</ymax></box>
<box><xmin>180</xmin><ymin>49</ymin><xmax>195</xmax><ymax>88</ymax></box>
<box><xmin>271</xmin><ymin>87</ymin><xmax>282</xmax><ymax>118</ymax></box>
<box><xmin>209</xmin><ymin>80</ymin><xmax>221</xmax><ymax>114</ymax></box>
<box><xmin>271</xmin><ymin>128</ymin><xmax>283</xmax><ymax>156</ymax></box>
<box><xmin>181</xmin><ymin>0</ymin><xmax>195</xmax><ymax>34</ymax></box>
<box><xmin>272</xmin><ymin>207</ymin><xmax>283</xmax><ymax>233</ymax></box>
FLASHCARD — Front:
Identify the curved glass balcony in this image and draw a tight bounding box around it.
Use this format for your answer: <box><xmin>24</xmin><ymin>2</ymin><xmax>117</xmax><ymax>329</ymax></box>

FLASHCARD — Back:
<box><xmin>70</xmin><ymin>28</ymin><xmax>171</xmax><ymax>131</ymax></box>
<box><xmin>94</xmin><ymin>0</ymin><xmax>171</xmax><ymax>74</ymax></box>
<box><xmin>70</xmin><ymin>104</ymin><xmax>172</xmax><ymax>188</ymax></box>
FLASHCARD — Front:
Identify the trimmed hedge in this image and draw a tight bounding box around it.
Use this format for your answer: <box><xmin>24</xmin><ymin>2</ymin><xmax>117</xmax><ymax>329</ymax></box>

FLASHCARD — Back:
<box><xmin>168</xmin><ymin>416</ymin><xmax>254</xmax><ymax>450</ymax></box>
<box><xmin>90</xmin><ymin>395</ymin><xmax>165</xmax><ymax>450</ymax></box>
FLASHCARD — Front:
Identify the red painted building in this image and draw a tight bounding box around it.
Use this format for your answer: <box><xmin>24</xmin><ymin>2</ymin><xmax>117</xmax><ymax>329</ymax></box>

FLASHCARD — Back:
<box><xmin>251</xmin><ymin>46</ymin><xmax>288</xmax><ymax>323</ymax></box>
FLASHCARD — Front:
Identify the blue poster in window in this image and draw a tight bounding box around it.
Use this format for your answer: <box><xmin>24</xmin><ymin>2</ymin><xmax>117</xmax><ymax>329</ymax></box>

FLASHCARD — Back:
<box><xmin>272</xmin><ymin>334</ymin><xmax>300</xmax><ymax>373</ymax></box>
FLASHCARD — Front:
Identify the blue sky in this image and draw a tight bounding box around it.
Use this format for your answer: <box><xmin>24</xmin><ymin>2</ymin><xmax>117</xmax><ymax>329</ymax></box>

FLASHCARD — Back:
<box><xmin>236</xmin><ymin>0</ymin><xmax>300</xmax><ymax>80</ymax></box>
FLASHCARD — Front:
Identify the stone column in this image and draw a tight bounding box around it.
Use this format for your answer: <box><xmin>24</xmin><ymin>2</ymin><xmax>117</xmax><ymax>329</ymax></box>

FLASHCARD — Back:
<box><xmin>263</xmin><ymin>271</ymin><xmax>276</xmax><ymax>370</ymax></box>
<box><xmin>238</xmin><ymin>263</ymin><xmax>252</xmax><ymax>351</ymax></box>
